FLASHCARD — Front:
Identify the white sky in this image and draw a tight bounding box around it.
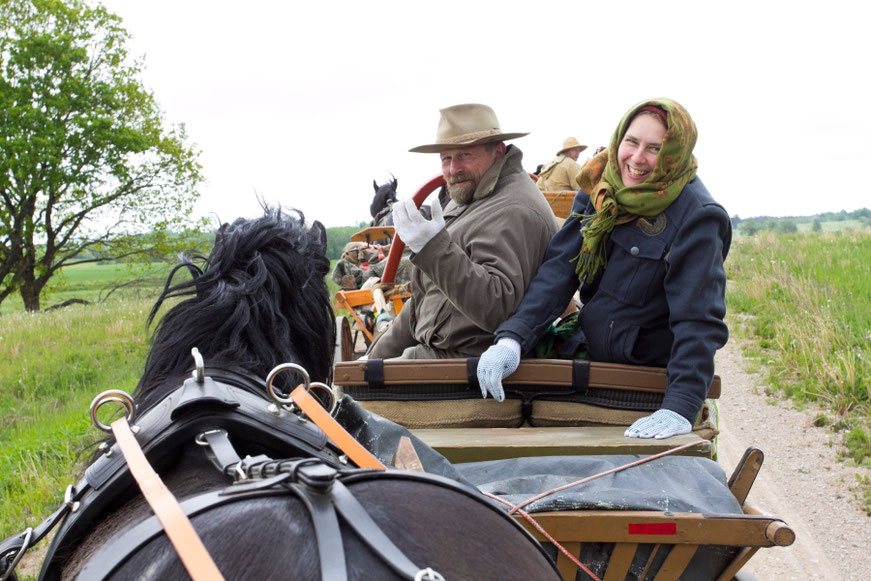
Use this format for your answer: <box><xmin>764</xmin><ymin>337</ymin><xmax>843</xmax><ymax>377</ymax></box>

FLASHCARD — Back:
<box><xmin>99</xmin><ymin>0</ymin><xmax>869</xmax><ymax>227</ymax></box>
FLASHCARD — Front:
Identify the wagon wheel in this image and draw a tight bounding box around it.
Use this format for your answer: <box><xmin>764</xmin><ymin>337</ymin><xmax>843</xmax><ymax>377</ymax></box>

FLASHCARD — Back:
<box><xmin>335</xmin><ymin>316</ymin><xmax>354</xmax><ymax>362</ymax></box>
<box><xmin>380</xmin><ymin>175</ymin><xmax>445</xmax><ymax>284</ymax></box>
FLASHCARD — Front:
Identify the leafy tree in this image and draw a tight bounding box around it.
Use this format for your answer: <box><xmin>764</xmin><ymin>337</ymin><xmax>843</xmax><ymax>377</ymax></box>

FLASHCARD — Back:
<box><xmin>812</xmin><ymin>218</ymin><xmax>822</xmax><ymax>232</ymax></box>
<box><xmin>325</xmin><ymin>222</ymin><xmax>369</xmax><ymax>260</ymax></box>
<box><xmin>740</xmin><ymin>219</ymin><xmax>760</xmax><ymax>236</ymax></box>
<box><xmin>0</xmin><ymin>0</ymin><xmax>203</xmax><ymax>311</ymax></box>
<box><xmin>777</xmin><ymin>220</ymin><xmax>797</xmax><ymax>234</ymax></box>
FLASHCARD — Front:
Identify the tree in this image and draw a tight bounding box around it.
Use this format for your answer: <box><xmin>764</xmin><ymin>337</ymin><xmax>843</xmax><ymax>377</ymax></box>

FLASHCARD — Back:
<box><xmin>1</xmin><ymin>0</ymin><xmax>202</xmax><ymax>311</ymax></box>
<box><xmin>812</xmin><ymin>218</ymin><xmax>822</xmax><ymax>232</ymax></box>
<box><xmin>740</xmin><ymin>219</ymin><xmax>759</xmax><ymax>236</ymax></box>
<box><xmin>777</xmin><ymin>220</ymin><xmax>797</xmax><ymax>234</ymax></box>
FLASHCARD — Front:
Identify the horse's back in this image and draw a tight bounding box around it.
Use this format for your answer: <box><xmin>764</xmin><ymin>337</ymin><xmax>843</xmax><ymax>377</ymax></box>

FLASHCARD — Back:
<box><xmin>94</xmin><ymin>474</ymin><xmax>559</xmax><ymax>581</ymax></box>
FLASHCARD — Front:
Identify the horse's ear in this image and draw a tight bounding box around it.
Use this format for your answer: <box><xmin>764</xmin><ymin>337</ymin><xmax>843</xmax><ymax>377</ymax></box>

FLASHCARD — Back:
<box><xmin>310</xmin><ymin>221</ymin><xmax>327</xmax><ymax>253</ymax></box>
<box><xmin>373</xmin><ymin>180</ymin><xmax>379</xmax><ymax>192</ymax></box>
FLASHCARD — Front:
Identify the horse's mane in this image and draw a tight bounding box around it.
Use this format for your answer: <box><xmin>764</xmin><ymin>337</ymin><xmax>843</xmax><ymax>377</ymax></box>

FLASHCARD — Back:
<box><xmin>134</xmin><ymin>207</ymin><xmax>335</xmax><ymax>412</ymax></box>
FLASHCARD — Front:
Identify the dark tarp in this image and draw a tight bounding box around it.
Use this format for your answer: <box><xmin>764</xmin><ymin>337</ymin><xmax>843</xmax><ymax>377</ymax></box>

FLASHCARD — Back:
<box><xmin>454</xmin><ymin>454</ymin><xmax>743</xmax><ymax>514</ymax></box>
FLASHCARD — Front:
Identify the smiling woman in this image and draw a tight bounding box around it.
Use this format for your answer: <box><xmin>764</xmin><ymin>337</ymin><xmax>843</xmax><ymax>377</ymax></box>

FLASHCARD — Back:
<box><xmin>477</xmin><ymin>98</ymin><xmax>732</xmax><ymax>440</ymax></box>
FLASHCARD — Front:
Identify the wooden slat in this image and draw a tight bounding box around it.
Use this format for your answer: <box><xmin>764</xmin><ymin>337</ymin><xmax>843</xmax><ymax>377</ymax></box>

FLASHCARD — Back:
<box><xmin>728</xmin><ymin>447</ymin><xmax>764</xmax><ymax>505</ymax></box>
<box><xmin>350</xmin><ymin>226</ymin><xmax>394</xmax><ymax>243</ymax></box>
<box><xmin>334</xmin><ymin>359</ymin><xmax>721</xmax><ymax>399</ymax></box>
<box><xmin>715</xmin><ymin>546</ymin><xmax>759</xmax><ymax>581</ymax></box>
<box><xmin>542</xmin><ymin>191</ymin><xmax>575</xmax><ymax>219</ymax></box>
<box><xmin>513</xmin><ymin>510</ymin><xmax>792</xmax><ymax>547</ymax></box>
<box><xmin>654</xmin><ymin>544</ymin><xmax>698</xmax><ymax>580</ymax></box>
<box><xmin>603</xmin><ymin>543</ymin><xmax>637</xmax><ymax>581</ymax></box>
<box><xmin>413</xmin><ymin>427</ymin><xmax>712</xmax><ymax>462</ymax></box>
<box><xmin>555</xmin><ymin>542</ymin><xmax>580</xmax><ymax>580</ymax></box>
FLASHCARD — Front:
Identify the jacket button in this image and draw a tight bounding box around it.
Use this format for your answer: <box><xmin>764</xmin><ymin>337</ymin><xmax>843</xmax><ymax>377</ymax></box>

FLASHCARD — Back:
<box><xmin>630</xmin><ymin>246</ymin><xmax>640</xmax><ymax>256</ymax></box>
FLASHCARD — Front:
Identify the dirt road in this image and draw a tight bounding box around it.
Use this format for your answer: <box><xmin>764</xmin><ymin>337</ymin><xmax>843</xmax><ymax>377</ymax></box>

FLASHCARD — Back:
<box><xmin>716</xmin><ymin>340</ymin><xmax>871</xmax><ymax>580</ymax></box>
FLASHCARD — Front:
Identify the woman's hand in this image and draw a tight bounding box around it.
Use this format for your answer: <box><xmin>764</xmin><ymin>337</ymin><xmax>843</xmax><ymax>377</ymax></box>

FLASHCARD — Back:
<box><xmin>476</xmin><ymin>338</ymin><xmax>521</xmax><ymax>402</ymax></box>
<box><xmin>624</xmin><ymin>409</ymin><xmax>691</xmax><ymax>439</ymax></box>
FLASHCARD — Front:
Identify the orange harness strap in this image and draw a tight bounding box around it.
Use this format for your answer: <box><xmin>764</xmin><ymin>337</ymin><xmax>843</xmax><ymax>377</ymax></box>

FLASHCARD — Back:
<box><xmin>111</xmin><ymin>417</ymin><xmax>226</xmax><ymax>581</ymax></box>
<box><xmin>290</xmin><ymin>385</ymin><xmax>386</xmax><ymax>470</ymax></box>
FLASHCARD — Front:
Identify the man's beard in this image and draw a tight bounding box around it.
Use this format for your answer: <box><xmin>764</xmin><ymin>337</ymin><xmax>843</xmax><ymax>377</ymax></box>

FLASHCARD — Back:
<box><xmin>446</xmin><ymin>173</ymin><xmax>477</xmax><ymax>205</ymax></box>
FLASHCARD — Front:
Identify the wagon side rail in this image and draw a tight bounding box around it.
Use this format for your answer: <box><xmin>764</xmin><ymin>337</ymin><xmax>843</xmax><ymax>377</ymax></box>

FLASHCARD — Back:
<box><xmin>517</xmin><ymin>508</ymin><xmax>794</xmax><ymax>581</ymax></box>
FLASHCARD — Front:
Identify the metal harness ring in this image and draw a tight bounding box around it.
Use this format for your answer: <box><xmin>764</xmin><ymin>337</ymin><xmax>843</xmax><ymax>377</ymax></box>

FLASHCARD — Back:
<box><xmin>309</xmin><ymin>382</ymin><xmax>339</xmax><ymax>415</ymax></box>
<box><xmin>265</xmin><ymin>363</ymin><xmax>311</xmax><ymax>405</ymax></box>
<box><xmin>89</xmin><ymin>390</ymin><xmax>136</xmax><ymax>433</ymax></box>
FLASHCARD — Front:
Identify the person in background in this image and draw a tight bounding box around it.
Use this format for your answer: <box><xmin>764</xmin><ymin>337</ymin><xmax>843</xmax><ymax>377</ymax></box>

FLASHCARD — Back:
<box><xmin>536</xmin><ymin>137</ymin><xmax>588</xmax><ymax>192</ymax></box>
<box><xmin>477</xmin><ymin>98</ymin><xmax>731</xmax><ymax>440</ymax></box>
<box><xmin>367</xmin><ymin>103</ymin><xmax>558</xmax><ymax>359</ymax></box>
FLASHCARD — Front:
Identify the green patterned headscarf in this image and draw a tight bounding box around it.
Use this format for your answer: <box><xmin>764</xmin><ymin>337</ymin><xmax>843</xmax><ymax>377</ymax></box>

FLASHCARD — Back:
<box><xmin>573</xmin><ymin>98</ymin><xmax>698</xmax><ymax>282</ymax></box>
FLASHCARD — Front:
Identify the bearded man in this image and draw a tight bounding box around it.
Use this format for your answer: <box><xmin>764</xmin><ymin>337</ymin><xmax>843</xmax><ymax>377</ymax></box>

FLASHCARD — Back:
<box><xmin>367</xmin><ymin>103</ymin><xmax>558</xmax><ymax>359</ymax></box>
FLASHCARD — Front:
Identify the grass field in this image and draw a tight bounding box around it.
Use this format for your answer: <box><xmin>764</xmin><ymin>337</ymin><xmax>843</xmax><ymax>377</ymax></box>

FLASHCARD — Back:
<box><xmin>726</xmin><ymin>229</ymin><xmax>871</xmax><ymax>511</ymax></box>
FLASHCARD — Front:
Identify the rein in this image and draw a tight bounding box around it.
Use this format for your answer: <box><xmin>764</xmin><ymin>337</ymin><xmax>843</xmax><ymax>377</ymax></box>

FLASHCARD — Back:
<box><xmin>111</xmin><ymin>415</ymin><xmax>225</xmax><ymax>581</ymax></box>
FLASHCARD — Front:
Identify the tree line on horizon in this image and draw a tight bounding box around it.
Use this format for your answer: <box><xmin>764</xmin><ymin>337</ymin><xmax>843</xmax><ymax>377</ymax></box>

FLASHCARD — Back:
<box><xmin>730</xmin><ymin>208</ymin><xmax>871</xmax><ymax>236</ymax></box>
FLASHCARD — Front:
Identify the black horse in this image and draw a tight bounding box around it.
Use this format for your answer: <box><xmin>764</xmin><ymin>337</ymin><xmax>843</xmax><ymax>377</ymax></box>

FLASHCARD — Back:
<box><xmin>21</xmin><ymin>207</ymin><xmax>559</xmax><ymax>581</ymax></box>
<box><xmin>370</xmin><ymin>176</ymin><xmax>399</xmax><ymax>226</ymax></box>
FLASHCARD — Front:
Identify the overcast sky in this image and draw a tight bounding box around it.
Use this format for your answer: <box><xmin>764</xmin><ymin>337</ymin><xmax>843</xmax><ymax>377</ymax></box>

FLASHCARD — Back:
<box><xmin>99</xmin><ymin>0</ymin><xmax>868</xmax><ymax>227</ymax></box>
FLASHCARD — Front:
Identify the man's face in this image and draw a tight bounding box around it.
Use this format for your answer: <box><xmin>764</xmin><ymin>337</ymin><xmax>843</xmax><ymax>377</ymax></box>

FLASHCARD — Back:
<box><xmin>439</xmin><ymin>143</ymin><xmax>503</xmax><ymax>205</ymax></box>
<box><xmin>566</xmin><ymin>147</ymin><xmax>582</xmax><ymax>161</ymax></box>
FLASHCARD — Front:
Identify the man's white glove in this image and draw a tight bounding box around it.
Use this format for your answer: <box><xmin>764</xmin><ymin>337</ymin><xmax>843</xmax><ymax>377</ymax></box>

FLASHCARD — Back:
<box><xmin>624</xmin><ymin>409</ymin><xmax>692</xmax><ymax>439</ymax></box>
<box><xmin>392</xmin><ymin>198</ymin><xmax>445</xmax><ymax>253</ymax></box>
<box><xmin>476</xmin><ymin>338</ymin><xmax>521</xmax><ymax>402</ymax></box>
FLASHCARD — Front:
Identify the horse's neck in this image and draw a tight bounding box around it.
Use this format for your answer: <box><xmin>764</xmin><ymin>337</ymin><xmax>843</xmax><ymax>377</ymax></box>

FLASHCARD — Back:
<box><xmin>61</xmin><ymin>443</ymin><xmax>226</xmax><ymax>580</ymax></box>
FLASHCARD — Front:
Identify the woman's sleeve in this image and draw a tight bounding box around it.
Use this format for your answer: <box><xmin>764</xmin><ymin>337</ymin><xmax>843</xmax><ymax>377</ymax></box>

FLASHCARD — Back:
<box><xmin>495</xmin><ymin>192</ymin><xmax>590</xmax><ymax>353</ymax></box>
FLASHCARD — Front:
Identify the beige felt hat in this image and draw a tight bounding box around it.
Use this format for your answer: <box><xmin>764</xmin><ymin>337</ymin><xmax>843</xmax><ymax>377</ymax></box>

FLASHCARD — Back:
<box><xmin>557</xmin><ymin>136</ymin><xmax>588</xmax><ymax>156</ymax></box>
<box><xmin>409</xmin><ymin>104</ymin><xmax>528</xmax><ymax>153</ymax></box>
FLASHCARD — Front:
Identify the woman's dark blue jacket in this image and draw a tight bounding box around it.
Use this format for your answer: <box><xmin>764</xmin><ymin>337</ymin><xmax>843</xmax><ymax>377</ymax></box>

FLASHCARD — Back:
<box><xmin>496</xmin><ymin>178</ymin><xmax>731</xmax><ymax>421</ymax></box>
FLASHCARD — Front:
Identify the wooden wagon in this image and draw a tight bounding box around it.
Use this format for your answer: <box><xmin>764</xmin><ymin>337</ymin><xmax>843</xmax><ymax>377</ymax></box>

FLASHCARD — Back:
<box><xmin>329</xmin><ymin>175</ymin><xmax>793</xmax><ymax>579</ymax></box>
<box><xmin>333</xmin><ymin>358</ymin><xmax>795</xmax><ymax>581</ymax></box>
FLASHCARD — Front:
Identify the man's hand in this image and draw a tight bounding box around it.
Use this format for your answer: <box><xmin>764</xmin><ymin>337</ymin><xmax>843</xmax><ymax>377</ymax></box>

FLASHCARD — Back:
<box><xmin>476</xmin><ymin>338</ymin><xmax>521</xmax><ymax>402</ymax></box>
<box><xmin>624</xmin><ymin>409</ymin><xmax>692</xmax><ymax>439</ymax></box>
<box><xmin>392</xmin><ymin>198</ymin><xmax>445</xmax><ymax>253</ymax></box>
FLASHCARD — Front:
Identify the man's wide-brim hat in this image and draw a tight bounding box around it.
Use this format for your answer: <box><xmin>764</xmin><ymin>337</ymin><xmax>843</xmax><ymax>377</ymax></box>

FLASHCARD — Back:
<box><xmin>557</xmin><ymin>136</ymin><xmax>588</xmax><ymax>156</ymax></box>
<box><xmin>409</xmin><ymin>103</ymin><xmax>528</xmax><ymax>153</ymax></box>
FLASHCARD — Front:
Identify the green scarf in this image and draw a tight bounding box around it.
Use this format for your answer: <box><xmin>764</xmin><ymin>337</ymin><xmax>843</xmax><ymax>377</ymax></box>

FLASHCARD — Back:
<box><xmin>573</xmin><ymin>98</ymin><xmax>698</xmax><ymax>282</ymax></box>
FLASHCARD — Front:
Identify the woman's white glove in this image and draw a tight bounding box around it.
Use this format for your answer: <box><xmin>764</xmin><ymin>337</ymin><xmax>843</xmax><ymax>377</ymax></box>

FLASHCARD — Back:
<box><xmin>392</xmin><ymin>198</ymin><xmax>445</xmax><ymax>253</ymax></box>
<box><xmin>476</xmin><ymin>338</ymin><xmax>521</xmax><ymax>402</ymax></box>
<box><xmin>624</xmin><ymin>409</ymin><xmax>692</xmax><ymax>439</ymax></box>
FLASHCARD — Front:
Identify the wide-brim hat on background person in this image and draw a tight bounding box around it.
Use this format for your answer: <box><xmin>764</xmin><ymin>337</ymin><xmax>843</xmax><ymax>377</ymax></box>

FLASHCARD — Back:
<box><xmin>557</xmin><ymin>136</ymin><xmax>588</xmax><ymax>156</ymax></box>
<box><xmin>409</xmin><ymin>103</ymin><xmax>529</xmax><ymax>153</ymax></box>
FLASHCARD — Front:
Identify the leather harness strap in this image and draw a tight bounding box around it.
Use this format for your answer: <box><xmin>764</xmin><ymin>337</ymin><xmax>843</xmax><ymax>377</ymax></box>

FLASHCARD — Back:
<box><xmin>111</xmin><ymin>416</ymin><xmax>226</xmax><ymax>581</ymax></box>
<box><xmin>290</xmin><ymin>385</ymin><xmax>386</xmax><ymax>470</ymax></box>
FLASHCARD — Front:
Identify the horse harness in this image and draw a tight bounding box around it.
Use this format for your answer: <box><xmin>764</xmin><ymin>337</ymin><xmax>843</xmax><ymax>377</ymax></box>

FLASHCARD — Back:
<box><xmin>1</xmin><ymin>364</ymin><xmax>451</xmax><ymax>581</ymax></box>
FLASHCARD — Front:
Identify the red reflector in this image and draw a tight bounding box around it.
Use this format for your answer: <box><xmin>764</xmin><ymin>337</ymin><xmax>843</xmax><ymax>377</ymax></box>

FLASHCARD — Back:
<box><xmin>628</xmin><ymin>523</ymin><xmax>677</xmax><ymax>535</ymax></box>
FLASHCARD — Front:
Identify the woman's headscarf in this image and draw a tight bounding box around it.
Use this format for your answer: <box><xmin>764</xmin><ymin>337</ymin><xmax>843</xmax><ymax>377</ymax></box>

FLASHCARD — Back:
<box><xmin>573</xmin><ymin>98</ymin><xmax>698</xmax><ymax>283</ymax></box>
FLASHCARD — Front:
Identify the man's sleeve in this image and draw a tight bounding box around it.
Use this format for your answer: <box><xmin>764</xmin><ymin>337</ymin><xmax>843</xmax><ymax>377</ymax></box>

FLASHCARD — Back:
<box><xmin>412</xmin><ymin>205</ymin><xmax>556</xmax><ymax>333</ymax></box>
<box><xmin>367</xmin><ymin>298</ymin><xmax>415</xmax><ymax>359</ymax></box>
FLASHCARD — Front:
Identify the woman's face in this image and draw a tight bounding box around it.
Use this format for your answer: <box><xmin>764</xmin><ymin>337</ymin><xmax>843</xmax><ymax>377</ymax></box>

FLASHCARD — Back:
<box><xmin>617</xmin><ymin>114</ymin><xmax>667</xmax><ymax>186</ymax></box>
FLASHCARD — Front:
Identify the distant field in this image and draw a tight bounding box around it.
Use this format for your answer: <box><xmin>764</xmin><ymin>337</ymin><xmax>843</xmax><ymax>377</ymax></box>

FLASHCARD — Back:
<box><xmin>796</xmin><ymin>219</ymin><xmax>866</xmax><ymax>232</ymax></box>
<box><xmin>726</xmin><ymin>229</ymin><xmax>871</xmax><ymax>471</ymax></box>
<box><xmin>0</xmin><ymin>262</ymin><xmax>172</xmax><ymax>315</ymax></box>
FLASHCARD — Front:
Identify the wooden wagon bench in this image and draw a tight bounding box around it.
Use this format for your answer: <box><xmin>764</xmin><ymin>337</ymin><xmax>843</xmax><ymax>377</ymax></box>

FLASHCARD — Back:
<box><xmin>333</xmin><ymin>358</ymin><xmax>795</xmax><ymax>581</ymax></box>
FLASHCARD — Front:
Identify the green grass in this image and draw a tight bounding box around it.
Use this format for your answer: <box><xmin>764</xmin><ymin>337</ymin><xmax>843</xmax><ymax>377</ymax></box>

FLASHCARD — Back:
<box><xmin>727</xmin><ymin>228</ymin><xmax>871</xmax><ymax>510</ymax></box>
<box><xmin>0</xmin><ymin>299</ymin><xmax>153</xmax><ymax>538</ymax></box>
